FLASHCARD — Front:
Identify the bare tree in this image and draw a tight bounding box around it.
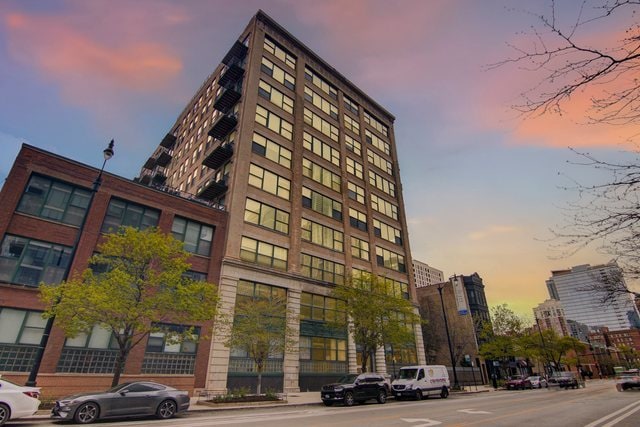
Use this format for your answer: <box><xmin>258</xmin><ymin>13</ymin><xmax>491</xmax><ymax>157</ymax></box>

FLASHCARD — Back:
<box><xmin>579</xmin><ymin>266</ymin><xmax>640</xmax><ymax>303</ymax></box>
<box><xmin>492</xmin><ymin>0</ymin><xmax>640</xmax><ymax>126</ymax></box>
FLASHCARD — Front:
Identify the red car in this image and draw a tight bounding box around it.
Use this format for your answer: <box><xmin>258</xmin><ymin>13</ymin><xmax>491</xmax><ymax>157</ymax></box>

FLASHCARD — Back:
<box><xmin>505</xmin><ymin>375</ymin><xmax>533</xmax><ymax>390</ymax></box>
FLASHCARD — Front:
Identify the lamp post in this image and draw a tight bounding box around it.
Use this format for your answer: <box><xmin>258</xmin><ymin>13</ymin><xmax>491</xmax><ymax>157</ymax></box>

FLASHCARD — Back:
<box><xmin>437</xmin><ymin>279</ymin><xmax>460</xmax><ymax>390</ymax></box>
<box><xmin>26</xmin><ymin>140</ymin><xmax>114</xmax><ymax>387</ymax></box>
<box><xmin>534</xmin><ymin>316</ymin><xmax>550</xmax><ymax>378</ymax></box>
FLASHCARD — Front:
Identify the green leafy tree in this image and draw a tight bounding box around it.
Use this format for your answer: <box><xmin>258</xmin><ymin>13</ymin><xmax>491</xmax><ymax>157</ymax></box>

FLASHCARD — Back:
<box><xmin>479</xmin><ymin>304</ymin><xmax>526</xmax><ymax>376</ymax></box>
<box><xmin>330</xmin><ymin>273</ymin><xmax>419</xmax><ymax>372</ymax></box>
<box><xmin>222</xmin><ymin>296</ymin><xmax>296</xmax><ymax>395</ymax></box>
<box><xmin>40</xmin><ymin>227</ymin><xmax>219</xmax><ymax>386</ymax></box>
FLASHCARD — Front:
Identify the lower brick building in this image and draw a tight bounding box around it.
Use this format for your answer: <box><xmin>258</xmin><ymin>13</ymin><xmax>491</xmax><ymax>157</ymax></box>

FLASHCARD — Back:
<box><xmin>0</xmin><ymin>144</ymin><xmax>227</xmax><ymax>398</ymax></box>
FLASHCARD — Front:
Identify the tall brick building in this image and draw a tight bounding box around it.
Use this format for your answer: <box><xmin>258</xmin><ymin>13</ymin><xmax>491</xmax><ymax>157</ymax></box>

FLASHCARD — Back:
<box><xmin>139</xmin><ymin>10</ymin><xmax>425</xmax><ymax>393</ymax></box>
<box><xmin>0</xmin><ymin>145</ymin><xmax>227</xmax><ymax>397</ymax></box>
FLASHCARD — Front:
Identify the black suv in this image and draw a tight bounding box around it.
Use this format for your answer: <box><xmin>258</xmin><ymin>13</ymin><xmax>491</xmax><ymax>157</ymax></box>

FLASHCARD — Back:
<box><xmin>321</xmin><ymin>373</ymin><xmax>388</xmax><ymax>406</ymax></box>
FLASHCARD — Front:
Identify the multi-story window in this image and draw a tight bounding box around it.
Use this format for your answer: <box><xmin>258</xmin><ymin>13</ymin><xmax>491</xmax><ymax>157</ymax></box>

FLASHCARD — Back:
<box><xmin>376</xmin><ymin>246</ymin><xmax>406</xmax><ymax>273</ymax></box>
<box><xmin>373</xmin><ymin>219</ymin><xmax>402</xmax><ymax>245</ymax></box>
<box><xmin>258</xmin><ymin>80</ymin><xmax>294</xmax><ymax>114</ymax></box>
<box><xmin>302</xmin><ymin>187</ymin><xmax>342</xmax><ymax>221</ymax></box>
<box><xmin>255</xmin><ymin>105</ymin><xmax>293</xmax><ymax>140</ymax></box>
<box><xmin>264</xmin><ymin>35</ymin><xmax>296</xmax><ymax>69</ymax></box>
<box><xmin>383</xmin><ymin>277</ymin><xmax>410</xmax><ymax>300</ymax></box>
<box><xmin>299</xmin><ymin>336</ymin><xmax>347</xmax><ymax>363</ymax></box>
<box><xmin>240</xmin><ymin>236</ymin><xmax>288</xmax><ymax>270</ymax></box>
<box><xmin>302</xmin><ymin>158</ymin><xmax>341</xmax><ymax>192</ymax></box>
<box><xmin>367</xmin><ymin>149</ymin><xmax>393</xmax><ymax>175</ymax></box>
<box><xmin>350</xmin><ymin>237</ymin><xmax>370</xmax><ymax>261</ymax></box>
<box><xmin>303</xmin><ymin>132</ymin><xmax>340</xmax><ymax>166</ymax></box>
<box><xmin>304</xmin><ymin>87</ymin><xmax>338</xmax><ymax>119</ymax></box>
<box><xmin>300</xmin><ymin>293</ymin><xmax>345</xmax><ymax>322</ymax></box>
<box><xmin>344</xmin><ymin>96</ymin><xmax>359</xmax><ymax>115</ymax></box>
<box><xmin>101</xmin><ymin>199</ymin><xmax>160</xmax><ymax>233</ymax></box>
<box><xmin>237</xmin><ymin>279</ymin><xmax>287</xmax><ymax>302</ymax></box>
<box><xmin>364</xmin><ymin>110</ymin><xmax>389</xmax><ymax>137</ymax></box>
<box><xmin>304</xmin><ymin>108</ymin><xmax>339</xmax><ymax>142</ymax></box>
<box><xmin>369</xmin><ymin>170</ymin><xmax>396</xmax><ymax>197</ymax></box>
<box><xmin>261</xmin><ymin>57</ymin><xmax>295</xmax><ymax>90</ymax></box>
<box><xmin>0</xmin><ymin>307</ymin><xmax>46</xmax><ymax>372</ymax></box>
<box><xmin>171</xmin><ymin>217</ymin><xmax>214</xmax><ymax>256</ymax></box>
<box><xmin>244</xmin><ymin>198</ymin><xmax>290</xmax><ymax>234</ymax></box>
<box><xmin>0</xmin><ymin>235</ymin><xmax>71</xmax><ymax>287</ymax></box>
<box><xmin>304</xmin><ymin>66</ymin><xmax>338</xmax><ymax>100</ymax></box>
<box><xmin>183</xmin><ymin>270</ymin><xmax>207</xmax><ymax>281</ymax></box>
<box><xmin>344</xmin><ymin>115</ymin><xmax>360</xmax><ymax>134</ymax></box>
<box><xmin>248</xmin><ymin>163</ymin><xmax>291</xmax><ymax>200</ymax></box>
<box><xmin>345</xmin><ymin>134</ymin><xmax>362</xmax><ymax>156</ymax></box>
<box><xmin>58</xmin><ymin>324</ymin><xmax>119</xmax><ymax>373</ymax></box>
<box><xmin>347</xmin><ymin>182</ymin><xmax>365</xmax><ymax>204</ymax></box>
<box><xmin>348</xmin><ymin>208</ymin><xmax>368</xmax><ymax>231</ymax></box>
<box><xmin>300</xmin><ymin>253</ymin><xmax>345</xmax><ymax>285</ymax></box>
<box><xmin>17</xmin><ymin>175</ymin><xmax>91</xmax><ymax>226</ymax></box>
<box><xmin>301</xmin><ymin>219</ymin><xmax>344</xmax><ymax>252</ymax></box>
<box><xmin>252</xmin><ymin>133</ymin><xmax>292</xmax><ymax>168</ymax></box>
<box><xmin>346</xmin><ymin>157</ymin><xmax>364</xmax><ymax>180</ymax></box>
<box><xmin>371</xmin><ymin>194</ymin><xmax>398</xmax><ymax>220</ymax></box>
<box><xmin>365</xmin><ymin>129</ymin><xmax>391</xmax><ymax>155</ymax></box>
<box><xmin>142</xmin><ymin>323</ymin><xmax>199</xmax><ymax>375</ymax></box>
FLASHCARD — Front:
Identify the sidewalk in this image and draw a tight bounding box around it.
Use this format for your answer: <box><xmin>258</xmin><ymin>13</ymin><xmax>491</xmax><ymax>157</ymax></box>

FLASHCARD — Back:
<box><xmin>26</xmin><ymin>385</ymin><xmax>494</xmax><ymax>420</ymax></box>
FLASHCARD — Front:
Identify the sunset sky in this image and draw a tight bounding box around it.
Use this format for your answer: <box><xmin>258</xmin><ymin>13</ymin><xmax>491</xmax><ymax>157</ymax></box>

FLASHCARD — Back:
<box><xmin>1</xmin><ymin>0</ymin><xmax>635</xmax><ymax>318</ymax></box>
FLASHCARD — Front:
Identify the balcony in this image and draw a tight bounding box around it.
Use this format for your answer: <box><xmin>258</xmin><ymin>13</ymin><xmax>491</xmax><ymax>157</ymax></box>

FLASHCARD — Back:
<box><xmin>155</xmin><ymin>150</ymin><xmax>172</xmax><ymax>167</ymax></box>
<box><xmin>218</xmin><ymin>62</ymin><xmax>245</xmax><ymax>87</ymax></box>
<box><xmin>160</xmin><ymin>133</ymin><xmax>177</xmax><ymax>149</ymax></box>
<box><xmin>152</xmin><ymin>172</ymin><xmax>167</xmax><ymax>185</ymax></box>
<box><xmin>197</xmin><ymin>176</ymin><xmax>228</xmax><ymax>200</ymax></box>
<box><xmin>202</xmin><ymin>142</ymin><xmax>233</xmax><ymax>170</ymax></box>
<box><xmin>213</xmin><ymin>85</ymin><xmax>242</xmax><ymax>113</ymax></box>
<box><xmin>221</xmin><ymin>41</ymin><xmax>248</xmax><ymax>66</ymax></box>
<box><xmin>143</xmin><ymin>157</ymin><xmax>156</xmax><ymax>170</ymax></box>
<box><xmin>208</xmin><ymin>113</ymin><xmax>238</xmax><ymax>140</ymax></box>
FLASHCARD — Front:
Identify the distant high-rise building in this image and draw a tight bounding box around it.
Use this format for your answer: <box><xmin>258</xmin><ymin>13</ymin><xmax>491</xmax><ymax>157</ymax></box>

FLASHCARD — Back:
<box><xmin>546</xmin><ymin>263</ymin><xmax>640</xmax><ymax>331</ymax></box>
<box><xmin>533</xmin><ymin>299</ymin><xmax>570</xmax><ymax>337</ymax></box>
<box><xmin>413</xmin><ymin>259</ymin><xmax>444</xmax><ymax>288</ymax></box>
<box><xmin>138</xmin><ymin>10</ymin><xmax>425</xmax><ymax>393</ymax></box>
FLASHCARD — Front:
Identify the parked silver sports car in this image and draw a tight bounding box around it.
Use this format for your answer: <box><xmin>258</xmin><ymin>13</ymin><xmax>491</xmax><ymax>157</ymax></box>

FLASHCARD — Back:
<box><xmin>51</xmin><ymin>381</ymin><xmax>189</xmax><ymax>424</ymax></box>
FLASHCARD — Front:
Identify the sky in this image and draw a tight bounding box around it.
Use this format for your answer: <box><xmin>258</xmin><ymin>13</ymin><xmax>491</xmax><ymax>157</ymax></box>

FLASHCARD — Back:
<box><xmin>1</xmin><ymin>0</ymin><xmax>636</xmax><ymax>318</ymax></box>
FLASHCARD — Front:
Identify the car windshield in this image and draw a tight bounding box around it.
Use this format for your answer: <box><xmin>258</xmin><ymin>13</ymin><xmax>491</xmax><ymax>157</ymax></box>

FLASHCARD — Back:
<box><xmin>398</xmin><ymin>369</ymin><xmax>418</xmax><ymax>380</ymax></box>
<box><xmin>528</xmin><ymin>376</ymin><xmax>540</xmax><ymax>380</ymax></box>
<box><xmin>336</xmin><ymin>374</ymin><xmax>359</xmax><ymax>384</ymax></box>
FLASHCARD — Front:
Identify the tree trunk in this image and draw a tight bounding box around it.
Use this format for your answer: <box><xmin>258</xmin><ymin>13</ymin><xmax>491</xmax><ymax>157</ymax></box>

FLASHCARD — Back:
<box><xmin>256</xmin><ymin>360</ymin><xmax>264</xmax><ymax>395</ymax></box>
<box><xmin>360</xmin><ymin>349</ymin><xmax>368</xmax><ymax>373</ymax></box>
<box><xmin>111</xmin><ymin>348</ymin><xmax>128</xmax><ymax>387</ymax></box>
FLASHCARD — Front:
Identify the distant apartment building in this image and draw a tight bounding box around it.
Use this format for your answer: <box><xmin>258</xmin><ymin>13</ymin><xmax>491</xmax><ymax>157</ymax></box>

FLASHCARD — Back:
<box><xmin>533</xmin><ymin>299</ymin><xmax>570</xmax><ymax>337</ymax></box>
<box><xmin>0</xmin><ymin>145</ymin><xmax>227</xmax><ymax>397</ymax></box>
<box><xmin>137</xmin><ymin>10</ymin><xmax>425</xmax><ymax>393</ymax></box>
<box><xmin>546</xmin><ymin>263</ymin><xmax>640</xmax><ymax>331</ymax></box>
<box><xmin>413</xmin><ymin>259</ymin><xmax>444</xmax><ymax>288</ymax></box>
<box><xmin>460</xmin><ymin>273</ymin><xmax>491</xmax><ymax>339</ymax></box>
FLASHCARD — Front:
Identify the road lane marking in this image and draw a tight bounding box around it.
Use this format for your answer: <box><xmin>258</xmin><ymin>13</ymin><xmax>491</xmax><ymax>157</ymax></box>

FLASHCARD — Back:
<box><xmin>401</xmin><ymin>418</ymin><xmax>442</xmax><ymax>426</ymax></box>
<box><xmin>457</xmin><ymin>409</ymin><xmax>491</xmax><ymax>414</ymax></box>
<box><xmin>584</xmin><ymin>400</ymin><xmax>640</xmax><ymax>427</ymax></box>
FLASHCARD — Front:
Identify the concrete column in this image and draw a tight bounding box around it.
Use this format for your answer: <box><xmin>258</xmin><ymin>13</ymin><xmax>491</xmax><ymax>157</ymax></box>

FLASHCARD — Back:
<box><xmin>347</xmin><ymin>317</ymin><xmax>358</xmax><ymax>373</ymax></box>
<box><xmin>414</xmin><ymin>307</ymin><xmax>427</xmax><ymax>365</ymax></box>
<box><xmin>205</xmin><ymin>276</ymin><xmax>238</xmax><ymax>394</ymax></box>
<box><xmin>375</xmin><ymin>346</ymin><xmax>387</xmax><ymax>374</ymax></box>
<box><xmin>283</xmin><ymin>289</ymin><xmax>301</xmax><ymax>393</ymax></box>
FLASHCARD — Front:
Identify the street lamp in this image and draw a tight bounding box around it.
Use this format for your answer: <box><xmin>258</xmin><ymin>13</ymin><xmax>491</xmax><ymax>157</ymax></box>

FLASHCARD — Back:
<box><xmin>437</xmin><ymin>279</ymin><xmax>460</xmax><ymax>390</ymax></box>
<box><xmin>26</xmin><ymin>140</ymin><xmax>115</xmax><ymax>387</ymax></box>
<box><xmin>534</xmin><ymin>316</ymin><xmax>551</xmax><ymax>378</ymax></box>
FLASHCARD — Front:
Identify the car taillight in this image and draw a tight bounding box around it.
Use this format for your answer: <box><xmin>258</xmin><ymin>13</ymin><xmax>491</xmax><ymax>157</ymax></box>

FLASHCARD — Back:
<box><xmin>23</xmin><ymin>391</ymin><xmax>40</xmax><ymax>399</ymax></box>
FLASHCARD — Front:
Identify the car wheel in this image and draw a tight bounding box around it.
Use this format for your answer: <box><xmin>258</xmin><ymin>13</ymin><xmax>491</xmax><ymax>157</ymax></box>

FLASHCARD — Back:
<box><xmin>157</xmin><ymin>399</ymin><xmax>177</xmax><ymax>419</ymax></box>
<box><xmin>415</xmin><ymin>390</ymin><xmax>423</xmax><ymax>400</ymax></box>
<box><xmin>0</xmin><ymin>402</ymin><xmax>10</xmax><ymax>426</ymax></box>
<box><xmin>344</xmin><ymin>391</ymin><xmax>355</xmax><ymax>407</ymax></box>
<box><xmin>74</xmin><ymin>402</ymin><xmax>99</xmax><ymax>424</ymax></box>
<box><xmin>377</xmin><ymin>390</ymin><xmax>387</xmax><ymax>404</ymax></box>
<box><xmin>323</xmin><ymin>401</ymin><xmax>333</xmax><ymax>406</ymax></box>
<box><xmin>440</xmin><ymin>387</ymin><xmax>449</xmax><ymax>399</ymax></box>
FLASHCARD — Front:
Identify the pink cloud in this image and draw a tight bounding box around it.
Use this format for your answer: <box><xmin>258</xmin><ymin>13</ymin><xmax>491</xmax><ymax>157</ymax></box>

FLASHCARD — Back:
<box><xmin>5</xmin><ymin>12</ymin><xmax>182</xmax><ymax>94</ymax></box>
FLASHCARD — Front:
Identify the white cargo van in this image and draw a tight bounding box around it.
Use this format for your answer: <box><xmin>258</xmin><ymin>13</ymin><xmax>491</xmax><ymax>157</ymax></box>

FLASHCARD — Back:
<box><xmin>391</xmin><ymin>365</ymin><xmax>450</xmax><ymax>399</ymax></box>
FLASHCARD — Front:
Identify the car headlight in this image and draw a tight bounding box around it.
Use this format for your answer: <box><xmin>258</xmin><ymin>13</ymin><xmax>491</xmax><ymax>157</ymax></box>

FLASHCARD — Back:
<box><xmin>406</xmin><ymin>384</ymin><xmax>413</xmax><ymax>390</ymax></box>
<box><xmin>334</xmin><ymin>386</ymin><xmax>344</xmax><ymax>392</ymax></box>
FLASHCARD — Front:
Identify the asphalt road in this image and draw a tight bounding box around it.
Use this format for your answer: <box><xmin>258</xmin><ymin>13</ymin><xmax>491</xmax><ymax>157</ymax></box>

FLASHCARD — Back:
<box><xmin>8</xmin><ymin>379</ymin><xmax>640</xmax><ymax>427</ymax></box>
